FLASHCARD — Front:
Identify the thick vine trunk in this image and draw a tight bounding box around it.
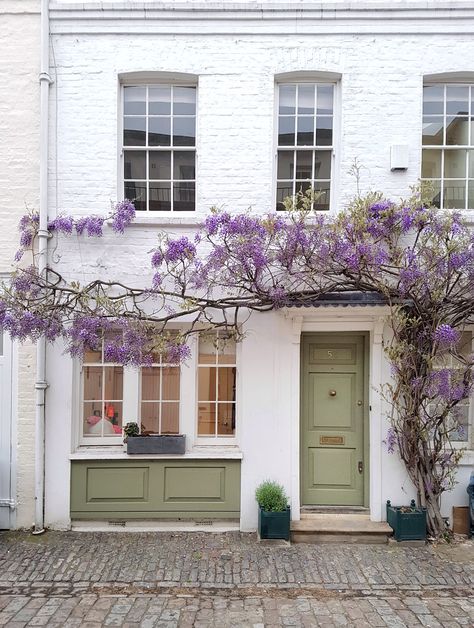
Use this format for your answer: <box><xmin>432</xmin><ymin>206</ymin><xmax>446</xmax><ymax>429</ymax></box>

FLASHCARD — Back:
<box><xmin>414</xmin><ymin>466</ymin><xmax>447</xmax><ymax>538</ymax></box>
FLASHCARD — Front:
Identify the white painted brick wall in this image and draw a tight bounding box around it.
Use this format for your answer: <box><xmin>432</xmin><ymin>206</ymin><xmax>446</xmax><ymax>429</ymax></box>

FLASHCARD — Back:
<box><xmin>0</xmin><ymin>2</ymin><xmax>40</xmax><ymax>528</ymax></box>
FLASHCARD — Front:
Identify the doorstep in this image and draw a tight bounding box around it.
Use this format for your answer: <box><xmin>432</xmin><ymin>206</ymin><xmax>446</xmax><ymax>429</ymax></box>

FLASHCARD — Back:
<box><xmin>291</xmin><ymin>512</ymin><xmax>392</xmax><ymax>544</ymax></box>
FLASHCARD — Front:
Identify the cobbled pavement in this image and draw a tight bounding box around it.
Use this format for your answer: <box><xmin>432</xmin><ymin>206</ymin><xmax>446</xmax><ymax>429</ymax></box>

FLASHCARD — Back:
<box><xmin>0</xmin><ymin>531</ymin><xmax>472</xmax><ymax>627</ymax></box>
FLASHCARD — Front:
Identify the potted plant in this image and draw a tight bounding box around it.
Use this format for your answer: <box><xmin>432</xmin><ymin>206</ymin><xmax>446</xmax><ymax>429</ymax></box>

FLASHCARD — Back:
<box><xmin>255</xmin><ymin>480</ymin><xmax>290</xmax><ymax>541</ymax></box>
<box><xmin>386</xmin><ymin>499</ymin><xmax>427</xmax><ymax>541</ymax></box>
<box><xmin>124</xmin><ymin>422</ymin><xmax>186</xmax><ymax>455</ymax></box>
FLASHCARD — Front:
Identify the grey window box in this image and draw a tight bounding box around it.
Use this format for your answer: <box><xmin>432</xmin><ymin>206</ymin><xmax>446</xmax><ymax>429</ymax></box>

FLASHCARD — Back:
<box><xmin>126</xmin><ymin>435</ymin><xmax>186</xmax><ymax>455</ymax></box>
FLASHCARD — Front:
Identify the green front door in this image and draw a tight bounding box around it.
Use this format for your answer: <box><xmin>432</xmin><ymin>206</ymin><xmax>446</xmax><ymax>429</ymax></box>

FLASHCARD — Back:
<box><xmin>301</xmin><ymin>333</ymin><xmax>367</xmax><ymax>506</ymax></box>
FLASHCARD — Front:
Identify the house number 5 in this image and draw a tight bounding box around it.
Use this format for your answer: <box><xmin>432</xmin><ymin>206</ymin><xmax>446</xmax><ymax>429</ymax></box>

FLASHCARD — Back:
<box><xmin>327</xmin><ymin>350</ymin><xmax>333</xmax><ymax>359</ymax></box>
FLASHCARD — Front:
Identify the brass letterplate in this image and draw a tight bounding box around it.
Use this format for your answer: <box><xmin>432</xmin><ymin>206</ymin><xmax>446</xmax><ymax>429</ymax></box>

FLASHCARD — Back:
<box><xmin>320</xmin><ymin>435</ymin><xmax>345</xmax><ymax>445</ymax></box>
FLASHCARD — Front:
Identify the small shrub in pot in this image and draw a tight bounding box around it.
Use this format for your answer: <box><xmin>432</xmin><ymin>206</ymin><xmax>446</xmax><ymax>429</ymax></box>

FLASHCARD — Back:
<box><xmin>255</xmin><ymin>480</ymin><xmax>290</xmax><ymax>540</ymax></box>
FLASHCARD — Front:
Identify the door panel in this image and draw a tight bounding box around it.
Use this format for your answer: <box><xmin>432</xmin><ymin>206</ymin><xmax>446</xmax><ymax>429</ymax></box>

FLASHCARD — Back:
<box><xmin>301</xmin><ymin>334</ymin><xmax>366</xmax><ymax>506</ymax></box>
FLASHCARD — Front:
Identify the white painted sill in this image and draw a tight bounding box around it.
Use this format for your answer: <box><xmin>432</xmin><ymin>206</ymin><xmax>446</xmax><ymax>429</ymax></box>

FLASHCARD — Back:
<box><xmin>106</xmin><ymin>215</ymin><xmax>203</xmax><ymax>228</ymax></box>
<box><xmin>70</xmin><ymin>446</ymin><xmax>243</xmax><ymax>461</ymax></box>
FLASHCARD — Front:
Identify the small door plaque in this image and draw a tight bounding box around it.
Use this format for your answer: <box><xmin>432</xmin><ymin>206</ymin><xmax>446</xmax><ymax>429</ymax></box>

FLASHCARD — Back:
<box><xmin>320</xmin><ymin>435</ymin><xmax>345</xmax><ymax>445</ymax></box>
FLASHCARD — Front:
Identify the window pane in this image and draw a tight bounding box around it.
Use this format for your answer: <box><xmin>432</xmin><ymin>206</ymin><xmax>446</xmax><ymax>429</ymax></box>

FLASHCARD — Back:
<box><xmin>296</xmin><ymin>180</ymin><xmax>312</xmax><ymax>197</ymax></box>
<box><xmin>314</xmin><ymin>151</ymin><xmax>331</xmax><ymax>180</ymax></box>
<box><xmin>149</xmin><ymin>87</ymin><xmax>171</xmax><ymax>115</ymax></box>
<box><xmin>317</xmin><ymin>85</ymin><xmax>334</xmax><ymax>115</ymax></box>
<box><xmin>276</xmin><ymin>182</ymin><xmax>293</xmax><ymax>210</ymax></box>
<box><xmin>124</xmin><ymin>151</ymin><xmax>146</xmax><ymax>180</ymax></box>
<box><xmin>141</xmin><ymin>402</ymin><xmax>159</xmax><ymax>433</ymax></box>
<box><xmin>174</xmin><ymin>87</ymin><xmax>196</xmax><ymax>115</ymax></box>
<box><xmin>421</xmin><ymin>149</ymin><xmax>442</xmax><ymax>178</ymax></box>
<box><xmin>104</xmin><ymin>366</ymin><xmax>123</xmax><ymax>400</ymax></box>
<box><xmin>124</xmin><ymin>182</ymin><xmax>146</xmax><ymax>211</ymax></box>
<box><xmin>84</xmin><ymin>349</ymin><xmax>101</xmax><ymax>363</ymax></box>
<box><xmin>446</xmin><ymin>86</ymin><xmax>469</xmax><ymax>115</ymax></box>
<box><xmin>104</xmin><ymin>402</ymin><xmax>122</xmax><ymax>432</ymax></box>
<box><xmin>446</xmin><ymin>117</ymin><xmax>469</xmax><ymax>145</ymax></box>
<box><xmin>173</xmin><ymin>182</ymin><xmax>195</xmax><ymax>211</ymax></box>
<box><xmin>217</xmin><ymin>404</ymin><xmax>235</xmax><ymax>435</ymax></box>
<box><xmin>83</xmin><ymin>366</ymin><xmax>102</xmax><ymax>401</ymax></box>
<box><xmin>174</xmin><ymin>151</ymin><xmax>195</xmax><ymax>180</ymax></box>
<box><xmin>444</xmin><ymin>180</ymin><xmax>466</xmax><ymax>209</ymax></box>
<box><xmin>298</xmin><ymin>85</ymin><xmax>315</xmax><ymax>115</ymax></box>
<box><xmin>218</xmin><ymin>367</ymin><xmax>236</xmax><ymax>401</ymax></box>
<box><xmin>149</xmin><ymin>117</ymin><xmax>171</xmax><ymax>146</ymax></box>
<box><xmin>277</xmin><ymin>151</ymin><xmax>294</xmax><ymax>179</ymax></box>
<box><xmin>198</xmin><ymin>403</ymin><xmax>215</xmax><ymax>435</ymax></box>
<box><xmin>124</xmin><ymin>117</ymin><xmax>146</xmax><ymax>146</ymax></box>
<box><xmin>173</xmin><ymin>117</ymin><xmax>195</xmax><ymax>146</ymax></box>
<box><xmin>161</xmin><ymin>403</ymin><xmax>179</xmax><ymax>434</ymax></box>
<box><xmin>422</xmin><ymin>116</ymin><xmax>443</xmax><ymax>145</ymax></box>
<box><xmin>423</xmin><ymin>86</ymin><xmax>444</xmax><ymax>115</ymax></box>
<box><xmin>450</xmin><ymin>405</ymin><xmax>469</xmax><ymax>442</ymax></box>
<box><xmin>295</xmin><ymin>151</ymin><xmax>312</xmax><ymax>179</ymax></box>
<box><xmin>425</xmin><ymin>180</ymin><xmax>441</xmax><ymax>208</ymax></box>
<box><xmin>279</xmin><ymin>85</ymin><xmax>296</xmax><ymax>115</ymax></box>
<box><xmin>162</xmin><ymin>367</ymin><xmax>180</xmax><ymax>400</ymax></box>
<box><xmin>217</xmin><ymin>338</ymin><xmax>236</xmax><ymax>364</ymax></box>
<box><xmin>149</xmin><ymin>152</ymin><xmax>171</xmax><ymax>180</ymax></box>
<box><xmin>199</xmin><ymin>337</ymin><xmax>216</xmax><ymax>364</ymax></box>
<box><xmin>297</xmin><ymin>117</ymin><xmax>314</xmax><ymax>146</ymax></box>
<box><xmin>124</xmin><ymin>87</ymin><xmax>146</xmax><ymax>115</ymax></box>
<box><xmin>469</xmin><ymin>150</ymin><xmax>474</xmax><ymax>178</ymax></box>
<box><xmin>316</xmin><ymin>117</ymin><xmax>333</xmax><ymax>146</ymax></box>
<box><xmin>198</xmin><ymin>366</ymin><xmax>217</xmax><ymax>401</ymax></box>
<box><xmin>83</xmin><ymin>402</ymin><xmax>109</xmax><ymax>437</ymax></box>
<box><xmin>469</xmin><ymin>181</ymin><xmax>474</xmax><ymax>209</ymax></box>
<box><xmin>444</xmin><ymin>150</ymin><xmax>466</xmax><ymax>178</ymax></box>
<box><xmin>149</xmin><ymin>182</ymin><xmax>171</xmax><ymax>211</ymax></box>
<box><xmin>278</xmin><ymin>116</ymin><xmax>295</xmax><ymax>146</ymax></box>
<box><xmin>313</xmin><ymin>182</ymin><xmax>331</xmax><ymax>211</ymax></box>
<box><xmin>142</xmin><ymin>367</ymin><xmax>160</xmax><ymax>401</ymax></box>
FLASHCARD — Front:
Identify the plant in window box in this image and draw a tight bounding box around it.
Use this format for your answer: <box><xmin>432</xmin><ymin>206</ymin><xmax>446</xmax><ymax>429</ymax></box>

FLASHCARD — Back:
<box><xmin>386</xmin><ymin>499</ymin><xmax>427</xmax><ymax>542</ymax></box>
<box><xmin>255</xmin><ymin>480</ymin><xmax>290</xmax><ymax>541</ymax></box>
<box><xmin>124</xmin><ymin>421</ymin><xmax>185</xmax><ymax>455</ymax></box>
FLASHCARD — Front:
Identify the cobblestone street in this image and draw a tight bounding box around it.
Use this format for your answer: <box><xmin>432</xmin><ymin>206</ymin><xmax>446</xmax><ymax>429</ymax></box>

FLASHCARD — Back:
<box><xmin>0</xmin><ymin>531</ymin><xmax>473</xmax><ymax>627</ymax></box>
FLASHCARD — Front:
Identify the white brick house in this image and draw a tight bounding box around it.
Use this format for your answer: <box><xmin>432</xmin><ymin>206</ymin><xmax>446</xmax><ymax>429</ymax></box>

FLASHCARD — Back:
<box><xmin>26</xmin><ymin>0</ymin><xmax>474</xmax><ymax>532</ymax></box>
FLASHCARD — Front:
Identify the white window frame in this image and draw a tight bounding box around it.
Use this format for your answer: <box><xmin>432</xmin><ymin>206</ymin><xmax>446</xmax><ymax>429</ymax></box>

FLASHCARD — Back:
<box><xmin>195</xmin><ymin>332</ymin><xmax>239</xmax><ymax>446</ymax></box>
<box><xmin>139</xmin><ymin>358</ymin><xmax>181</xmax><ymax>435</ymax></box>
<box><xmin>120</xmin><ymin>81</ymin><xmax>198</xmax><ymax>214</ymax></box>
<box><xmin>421</xmin><ymin>82</ymin><xmax>474</xmax><ymax>211</ymax></box>
<box><xmin>274</xmin><ymin>77</ymin><xmax>338</xmax><ymax>213</ymax></box>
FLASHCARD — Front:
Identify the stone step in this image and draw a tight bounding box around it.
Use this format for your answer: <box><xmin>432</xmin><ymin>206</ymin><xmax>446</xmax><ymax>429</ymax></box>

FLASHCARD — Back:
<box><xmin>291</xmin><ymin>513</ymin><xmax>392</xmax><ymax>544</ymax></box>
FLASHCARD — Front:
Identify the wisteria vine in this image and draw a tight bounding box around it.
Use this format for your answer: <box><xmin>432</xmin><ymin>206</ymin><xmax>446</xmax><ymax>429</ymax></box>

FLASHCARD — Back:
<box><xmin>2</xmin><ymin>189</ymin><xmax>474</xmax><ymax>537</ymax></box>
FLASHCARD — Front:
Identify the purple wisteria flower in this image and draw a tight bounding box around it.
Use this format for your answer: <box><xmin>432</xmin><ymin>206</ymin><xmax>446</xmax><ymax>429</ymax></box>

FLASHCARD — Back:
<box><xmin>433</xmin><ymin>324</ymin><xmax>460</xmax><ymax>348</ymax></box>
<box><xmin>111</xmin><ymin>199</ymin><xmax>136</xmax><ymax>234</ymax></box>
<box><xmin>75</xmin><ymin>216</ymin><xmax>105</xmax><ymax>237</ymax></box>
<box><xmin>48</xmin><ymin>216</ymin><xmax>74</xmax><ymax>235</ymax></box>
<box><xmin>385</xmin><ymin>428</ymin><xmax>397</xmax><ymax>454</ymax></box>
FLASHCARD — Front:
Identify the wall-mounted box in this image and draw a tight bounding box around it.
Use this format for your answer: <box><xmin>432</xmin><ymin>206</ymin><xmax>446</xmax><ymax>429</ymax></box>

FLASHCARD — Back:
<box><xmin>390</xmin><ymin>145</ymin><xmax>409</xmax><ymax>171</ymax></box>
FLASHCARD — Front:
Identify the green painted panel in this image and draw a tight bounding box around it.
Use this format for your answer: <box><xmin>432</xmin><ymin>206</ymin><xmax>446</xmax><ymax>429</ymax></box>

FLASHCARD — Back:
<box><xmin>71</xmin><ymin>459</ymin><xmax>240</xmax><ymax>519</ymax></box>
<box><xmin>87</xmin><ymin>467</ymin><xmax>149</xmax><ymax>502</ymax></box>
<box><xmin>311</xmin><ymin>373</ymin><xmax>355</xmax><ymax>429</ymax></box>
<box><xmin>301</xmin><ymin>333</ymin><xmax>368</xmax><ymax>506</ymax></box>
<box><xmin>164</xmin><ymin>467</ymin><xmax>224</xmax><ymax>501</ymax></box>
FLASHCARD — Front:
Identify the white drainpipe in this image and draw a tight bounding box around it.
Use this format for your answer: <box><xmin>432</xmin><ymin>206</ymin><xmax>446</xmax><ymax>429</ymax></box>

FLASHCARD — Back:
<box><xmin>34</xmin><ymin>0</ymin><xmax>52</xmax><ymax>534</ymax></box>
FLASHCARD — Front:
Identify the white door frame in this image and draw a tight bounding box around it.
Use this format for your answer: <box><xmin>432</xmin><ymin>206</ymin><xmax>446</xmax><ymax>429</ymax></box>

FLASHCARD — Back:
<box><xmin>285</xmin><ymin>307</ymin><xmax>387</xmax><ymax>522</ymax></box>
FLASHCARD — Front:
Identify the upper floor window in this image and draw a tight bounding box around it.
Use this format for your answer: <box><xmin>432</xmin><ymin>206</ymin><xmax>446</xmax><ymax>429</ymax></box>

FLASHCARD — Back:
<box><xmin>276</xmin><ymin>83</ymin><xmax>334</xmax><ymax>211</ymax></box>
<box><xmin>123</xmin><ymin>85</ymin><xmax>196</xmax><ymax>212</ymax></box>
<box><xmin>421</xmin><ymin>84</ymin><xmax>474</xmax><ymax>210</ymax></box>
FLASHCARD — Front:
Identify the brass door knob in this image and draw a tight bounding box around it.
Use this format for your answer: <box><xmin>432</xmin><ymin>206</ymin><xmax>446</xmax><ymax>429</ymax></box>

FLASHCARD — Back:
<box><xmin>329</xmin><ymin>390</ymin><xmax>337</xmax><ymax>397</ymax></box>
